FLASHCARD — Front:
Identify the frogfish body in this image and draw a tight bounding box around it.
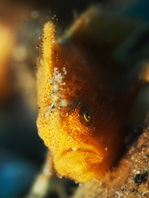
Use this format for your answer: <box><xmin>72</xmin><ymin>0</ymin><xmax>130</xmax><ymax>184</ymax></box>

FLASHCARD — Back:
<box><xmin>37</xmin><ymin>6</ymin><xmax>149</xmax><ymax>182</ymax></box>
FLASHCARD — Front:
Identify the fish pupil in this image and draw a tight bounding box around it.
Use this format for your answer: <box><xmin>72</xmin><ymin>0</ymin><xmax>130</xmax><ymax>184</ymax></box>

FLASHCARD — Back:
<box><xmin>79</xmin><ymin>103</ymin><xmax>91</xmax><ymax>124</ymax></box>
<box><xmin>83</xmin><ymin>112</ymin><xmax>91</xmax><ymax>123</ymax></box>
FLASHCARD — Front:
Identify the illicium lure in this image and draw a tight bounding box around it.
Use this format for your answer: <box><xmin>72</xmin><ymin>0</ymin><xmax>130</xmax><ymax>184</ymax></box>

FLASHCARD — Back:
<box><xmin>37</xmin><ymin>6</ymin><xmax>149</xmax><ymax>183</ymax></box>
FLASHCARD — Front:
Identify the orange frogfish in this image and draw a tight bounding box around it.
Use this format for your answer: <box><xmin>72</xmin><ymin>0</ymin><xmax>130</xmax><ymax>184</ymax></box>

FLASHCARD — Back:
<box><xmin>37</xmin><ymin>6</ymin><xmax>149</xmax><ymax>183</ymax></box>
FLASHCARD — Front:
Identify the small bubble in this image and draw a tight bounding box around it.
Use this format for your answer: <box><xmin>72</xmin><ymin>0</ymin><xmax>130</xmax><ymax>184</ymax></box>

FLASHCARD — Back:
<box><xmin>74</xmin><ymin>181</ymin><xmax>79</xmax><ymax>184</ymax></box>
<box><xmin>52</xmin><ymin>39</ymin><xmax>55</xmax><ymax>44</ymax></box>
<box><xmin>30</xmin><ymin>10</ymin><xmax>40</xmax><ymax>19</ymax></box>
<box><xmin>57</xmin><ymin>173</ymin><xmax>63</xmax><ymax>179</ymax></box>
<box><xmin>36</xmin><ymin>44</ymin><xmax>40</xmax><ymax>49</ymax></box>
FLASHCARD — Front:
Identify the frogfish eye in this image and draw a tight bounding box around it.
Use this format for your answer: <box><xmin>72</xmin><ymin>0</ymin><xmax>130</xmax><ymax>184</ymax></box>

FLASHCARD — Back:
<box><xmin>79</xmin><ymin>105</ymin><xmax>91</xmax><ymax>124</ymax></box>
<box><xmin>83</xmin><ymin>112</ymin><xmax>91</xmax><ymax>123</ymax></box>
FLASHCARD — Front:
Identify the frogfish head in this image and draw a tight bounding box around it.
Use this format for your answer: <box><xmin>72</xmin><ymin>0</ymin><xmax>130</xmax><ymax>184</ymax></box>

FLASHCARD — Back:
<box><xmin>37</xmin><ymin>22</ymin><xmax>130</xmax><ymax>183</ymax></box>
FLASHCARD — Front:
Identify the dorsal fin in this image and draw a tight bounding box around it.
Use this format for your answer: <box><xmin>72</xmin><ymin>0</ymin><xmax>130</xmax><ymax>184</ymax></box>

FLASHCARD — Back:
<box><xmin>37</xmin><ymin>22</ymin><xmax>56</xmax><ymax>109</ymax></box>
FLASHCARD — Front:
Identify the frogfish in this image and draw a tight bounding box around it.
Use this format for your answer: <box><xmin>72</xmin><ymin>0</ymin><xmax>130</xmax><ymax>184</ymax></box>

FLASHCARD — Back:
<box><xmin>37</xmin><ymin>6</ymin><xmax>149</xmax><ymax>183</ymax></box>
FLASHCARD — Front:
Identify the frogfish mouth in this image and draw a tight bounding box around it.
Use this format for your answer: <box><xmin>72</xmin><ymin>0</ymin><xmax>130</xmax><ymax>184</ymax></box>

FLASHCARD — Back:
<box><xmin>37</xmin><ymin>6</ymin><xmax>149</xmax><ymax>182</ymax></box>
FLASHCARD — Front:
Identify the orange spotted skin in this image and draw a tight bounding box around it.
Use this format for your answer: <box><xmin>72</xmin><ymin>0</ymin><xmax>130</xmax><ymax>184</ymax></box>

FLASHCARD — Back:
<box><xmin>36</xmin><ymin>21</ymin><xmax>136</xmax><ymax>183</ymax></box>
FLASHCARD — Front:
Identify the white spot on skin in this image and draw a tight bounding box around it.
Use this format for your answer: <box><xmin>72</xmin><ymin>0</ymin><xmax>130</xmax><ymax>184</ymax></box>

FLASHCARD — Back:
<box><xmin>45</xmin><ymin>106</ymin><xmax>52</xmax><ymax>117</ymax></box>
<box><xmin>53</xmin><ymin>84</ymin><xmax>59</xmax><ymax>92</ymax></box>
<box><xmin>52</xmin><ymin>39</ymin><xmax>55</xmax><ymax>44</ymax></box>
<box><xmin>62</xmin><ymin>67</ymin><xmax>67</xmax><ymax>75</ymax></box>
<box><xmin>40</xmin><ymin>58</ymin><xmax>43</xmax><ymax>65</ymax></box>
<box><xmin>60</xmin><ymin>99</ymin><xmax>68</xmax><ymax>107</ymax></box>
<box><xmin>52</xmin><ymin>94</ymin><xmax>59</xmax><ymax>103</ymax></box>
<box><xmin>54</xmin><ymin>73</ymin><xmax>63</xmax><ymax>83</ymax></box>
<box><xmin>65</xmin><ymin>113</ymin><xmax>69</xmax><ymax>117</ymax></box>
<box><xmin>45</xmin><ymin>66</ymin><xmax>69</xmax><ymax>117</ymax></box>
<box><xmin>72</xmin><ymin>148</ymin><xmax>77</xmax><ymax>151</ymax></box>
